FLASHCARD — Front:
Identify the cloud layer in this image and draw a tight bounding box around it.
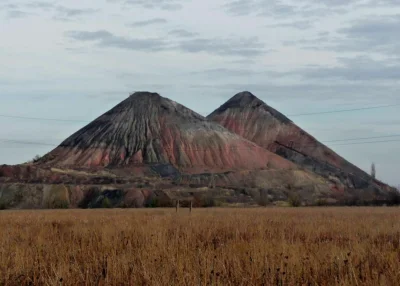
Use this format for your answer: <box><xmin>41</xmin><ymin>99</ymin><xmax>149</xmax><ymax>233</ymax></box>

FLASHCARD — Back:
<box><xmin>128</xmin><ymin>18</ymin><xmax>167</xmax><ymax>27</ymax></box>
<box><xmin>0</xmin><ymin>0</ymin><xmax>400</xmax><ymax>184</ymax></box>
<box><xmin>66</xmin><ymin>30</ymin><xmax>267</xmax><ymax>57</ymax></box>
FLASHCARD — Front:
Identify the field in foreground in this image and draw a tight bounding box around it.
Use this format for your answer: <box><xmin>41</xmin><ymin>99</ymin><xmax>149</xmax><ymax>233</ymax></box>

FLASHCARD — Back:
<box><xmin>0</xmin><ymin>208</ymin><xmax>399</xmax><ymax>286</ymax></box>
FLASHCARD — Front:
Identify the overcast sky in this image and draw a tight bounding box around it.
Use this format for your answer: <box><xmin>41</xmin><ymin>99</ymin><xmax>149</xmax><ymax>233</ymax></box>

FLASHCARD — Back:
<box><xmin>0</xmin><ymin>0</ymin><xmax>399</xmax><ymax>185</ymax></box>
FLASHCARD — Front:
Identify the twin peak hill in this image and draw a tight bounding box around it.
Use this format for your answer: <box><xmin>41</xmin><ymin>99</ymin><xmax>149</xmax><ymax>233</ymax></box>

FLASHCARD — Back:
<box><xmin>0</xmin><ymin>91</ymin><xmax>397</xmax><ymax>209</ymax></box>
<box><xmin>39</xmin><ymin>92</ymin><xmax>294</xmax><ymax>173</ymax></box>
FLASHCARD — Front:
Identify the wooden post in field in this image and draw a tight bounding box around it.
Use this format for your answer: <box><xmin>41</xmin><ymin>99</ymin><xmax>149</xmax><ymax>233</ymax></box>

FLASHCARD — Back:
<box><xmin>176</xmin><ymin>200</ymin><xmax>180</xmax><ymax>213</ymax></box>
<box><xmin>190</xmin><ymin>200</ymin><xmax>193</xmax><ymax>213</ymax></box>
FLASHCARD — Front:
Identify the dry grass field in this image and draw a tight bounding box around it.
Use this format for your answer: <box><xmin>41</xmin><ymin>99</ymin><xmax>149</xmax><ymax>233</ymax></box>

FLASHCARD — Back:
<box><xmin>0</xmin><ymin>208</ymin><xmax>399</xmax><ymax>286</ymax></box>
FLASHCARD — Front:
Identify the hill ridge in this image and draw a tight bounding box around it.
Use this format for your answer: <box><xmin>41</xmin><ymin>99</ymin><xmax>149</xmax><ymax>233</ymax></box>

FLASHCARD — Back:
<box><xmin>38</xmin><ymin>91</ymin><xmax>295</xmax><ymax>174</ymax></box>
<box><xmin>208</xmin><ymin>91</ymin><xmax>393</xmax><ymax>193</ymax></box>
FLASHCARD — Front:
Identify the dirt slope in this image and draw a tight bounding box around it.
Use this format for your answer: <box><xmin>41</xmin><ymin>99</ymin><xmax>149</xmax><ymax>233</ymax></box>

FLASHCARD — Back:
<box><xmin>38</xmin><ymin>92</ymin><xmax>295</xmax><ymax>174</ymax></box>
<box><xmin>208</xmin><ymin>91</ymin><xmax>394</xmax><ymax>192</ymax></box>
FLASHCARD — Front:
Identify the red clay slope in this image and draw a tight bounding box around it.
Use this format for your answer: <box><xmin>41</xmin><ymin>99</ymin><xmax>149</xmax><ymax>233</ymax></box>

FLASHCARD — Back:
<box><xmin>208</xmin><ymin>91</ymin><xmax>390</xmax><ymax>190</ymax></box>
<box><xmin>38</xmin><ymin>92</ymin><xmax>295</xmax><ymax>174</ymax></box>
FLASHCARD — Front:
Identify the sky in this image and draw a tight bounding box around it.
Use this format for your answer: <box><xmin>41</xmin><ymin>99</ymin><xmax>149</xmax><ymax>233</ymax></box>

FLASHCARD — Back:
<box><xmin>0</xmin><ymin>0</ymin><xmax>399</xmax><ymax>186</ymax></box>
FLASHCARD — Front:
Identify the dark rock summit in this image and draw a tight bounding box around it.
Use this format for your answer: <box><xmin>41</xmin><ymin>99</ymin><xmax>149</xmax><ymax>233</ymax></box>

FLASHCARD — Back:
<box><xmin>214</xmin><ymin>91</ymin><xmax>292</xmax><ymax>124</ymax></box>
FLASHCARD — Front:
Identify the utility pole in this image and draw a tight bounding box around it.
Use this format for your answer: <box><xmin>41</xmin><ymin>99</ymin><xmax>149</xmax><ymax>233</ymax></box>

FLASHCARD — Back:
<box><xmin>371</xmin><ymin>163</ymin><xmax>376</xmax><ymax>179</ymax></box>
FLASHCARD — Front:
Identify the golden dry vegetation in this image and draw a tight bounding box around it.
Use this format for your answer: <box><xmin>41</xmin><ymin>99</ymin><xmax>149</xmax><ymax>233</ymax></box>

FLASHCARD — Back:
<box><xmin>0</xmin><ymin>207</ymin><xmax>399</xmax><ymax>286</ymax></box>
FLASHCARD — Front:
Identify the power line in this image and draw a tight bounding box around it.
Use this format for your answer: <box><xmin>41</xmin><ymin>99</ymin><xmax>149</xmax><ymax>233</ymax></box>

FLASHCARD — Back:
<box><xmin>322</xmin><ymin>134</ymin><xmax>400</xmax><ymax>143</ymax></box>
<box><xmin>0</xmin><ymin>140</ymin><xmax>268</xmax><ymax>150</ymax></box>
<box><xmin>1</xmin><ymin>117</ymin><xmax>399</xmax><ymax>145</ymax></box>
<box><xmin>0</xmin><ymin>102</ymin><xmax>398</xmax><ymax>123</ymax></box>
<box><xmin>288</xmin><ymin>103</ymin><xmax>400</xmax><ymax>117</ymax></box>
<box><xmin>302</xmin><ymin>139</ymin><xmax>400</xmax><ymax>148</ymax></box>
<box><xmin>1</xmin><ymin>137</ymin><xmax>400</xmax><ymax>149</ymax></box>
<box><xmin>0</xmin><ymin>139</ymin><xmax>56</xmax><ymax>147</ymax></box>
<box><xmin>220</xmin><ymin>128</ymin><xmax>400</xmax><ymax>145</ymax></box>
<box><xmin>0</xmin><ymin>114</ymin><xmax>87</xmax><ymax>123</ymax></box>
<box><xmin>329</xmin><ymin>139</ymin><xmax>400</xmax><ymax>146</ymax></box>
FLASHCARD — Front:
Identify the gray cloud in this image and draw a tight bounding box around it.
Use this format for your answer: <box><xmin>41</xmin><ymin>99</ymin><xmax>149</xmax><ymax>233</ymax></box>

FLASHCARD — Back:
<box><xmin>26</xmin><ymin>1</ymin><xmax>55</xmax><ymax>10</ymax></box>
<box><xmin>189</xmin><ymin>55</ymin><xmax>400</xmax><ymax>85</ymax></box>
<box><xmin>0</xmin><ymin>2</ymin><xmax>33</xmax><ymax>17</ymax></box>
<box><xmin>128</xmin><ymin>18</ymin><xmax>167</xmax><ymax>27</ymax></box>
<box><xmin>223</xmin><ymin>0</ymin><xmax>296</xmax><ymax>17</ymax></box>
<box><xmin>1</xmin><ymin>1</ymin><xmax>99</xmax><ymax>21</ymax></box>
<box><xmin>7</xmin><ymin>10</ymin><xmax>33</xmax><ymax>18</ymax></box>
<box><xmin>66</xmin><ymin>30</ymin><xmax>168</xmax><ymax>51</ymax></box>
<box><xmin>53</xmin><ymin>6</ymin><xmax>99</xmax><ymax>21</ymax></box>
<box><xmin>177</xmin><ymin>37</ymin><xmax>266</xmax><ymax>57</ymax></box>
<box><xmin>168</xmin><ymin>29</ymin><xmax>198</xmax><ymax>38</ymax></box>
<box><xmin>228</xmin><ymin>58</ymin><xmax>257</xmax><ymax>65</ymax></box>
<box><xmin>56</xmin><ymin>7</ymin><xmax>98</xmax><ymax>17</ymax></box>
<box><xmin>266</xmin><ymin>20</ymin><xmax>313</xmax><ymax>30</ymax></box>
<box><xmin>318</xmin><ymin>31</ymin><xmax>330</xmax><ymax>37</ymax></box>
<box><xmin>187</xmin><ymin>68</ymin><xmax>260</xmax><ymax>77</ymax></box>
<box><xmin>361</xmin><ymin>0</ymin><xmax>400</xmax><ymax>7</ymax></box>
<box><xmin>222</xmin><ymin>0</ymin><xmax>253</xmax><ymax>16</ymax></box>
<box><xmin>223</xmin><ymin>0</ymin><xmax>347</xmax><ymax>18</ymax></box>
<box><xmin>290</xmin><ymin>57</ymin><xmax>400</xmax><ymax>82</ymax></box>
<box><xmin>313</xmin><ymin>0</ymin><xmax>358</xmax><ymax>6</ymax></box>
<box><xmin>189</xmin><ymin>82</ymin><xmax>400</xmax><ymax>103</ymax></box>
<box><xmin>115</xmin><ymin>71</ymin><xmax>166</xmax><ymax>79</ymax></box>
<box><xmin>3</xmin><ymin>2</ymin><xmax>99</xmax><ymax>20</ymax></box>
<box><xmin>335</xmin><ymin>15</ymin><xmax>400</xmax><ymax>54</ymax></box>
<box><xmin>185</xmin><ymin>55</ymin><xmax>400</xmax><ymax>103</ymax></box>
<box><xmin>1</xmin><ymin>3</ymin><xmax>19</xmax><ymax>9</ymax></box>
<box><xmin>108</xmin><ymin>0</ymin><xmax>183</xmax><ymax>11</ymax></box>
<box><xmin>282</xmin><ymin>31</ymin><xmax>335</xmax><ymax>48</ymax></box>
<box><xmin>281</xmin><ymin>14</ymin><xmax>400</xmax><ymax>57</ymax></box>
<box><xmin>67</xmin><ymin>30</ymin><xmax>267</xmax><ymax>57</ymax></box>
